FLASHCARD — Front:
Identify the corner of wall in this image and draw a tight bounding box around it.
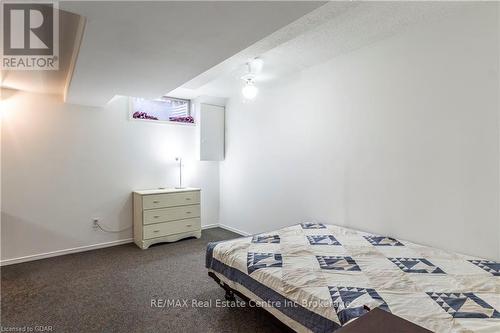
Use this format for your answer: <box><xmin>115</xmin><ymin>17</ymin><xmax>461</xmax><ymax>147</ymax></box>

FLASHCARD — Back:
<box><xmin>497</xmin><ymin>1</ymin><xmax>500</xmax><ymax>262</ymax></box>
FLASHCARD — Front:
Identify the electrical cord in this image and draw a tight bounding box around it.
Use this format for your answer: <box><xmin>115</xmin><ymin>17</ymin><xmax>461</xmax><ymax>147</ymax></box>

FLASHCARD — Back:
<box><xmin>95</xmin><ymin>221</ymin><xmax>132</xmax><ymax>233</ymax></box>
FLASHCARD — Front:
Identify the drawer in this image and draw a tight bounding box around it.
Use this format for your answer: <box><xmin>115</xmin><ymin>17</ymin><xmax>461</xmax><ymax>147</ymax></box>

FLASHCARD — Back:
<box><xmin>143</xmin><ymin>218</ymin><xmax>201</xmax><ymax>239</ymax></box>
<box><xmin>143</xmin><ymin>191</ymin><xmax>200</xmax><ymax>209</ymax></box>
<box><xmin>143</xmin><ymin>205</ymin><xmax>200</xmax><ymax>225</ymax></box>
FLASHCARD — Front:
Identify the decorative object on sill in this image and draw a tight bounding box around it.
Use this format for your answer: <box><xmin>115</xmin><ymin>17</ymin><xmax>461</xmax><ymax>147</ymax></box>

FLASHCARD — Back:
<box><xmin>133</xmin><ymin>111</ymin><xmax>158</xmax><ymax>120</ymax></box>
<box><xmin>169</xmin><ymin>115</ymin><xmax>194</xmax><ymax>123</ymax></box>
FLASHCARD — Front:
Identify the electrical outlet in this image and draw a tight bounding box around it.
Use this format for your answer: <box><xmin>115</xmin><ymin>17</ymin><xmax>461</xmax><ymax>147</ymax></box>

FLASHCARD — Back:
<box><xmin>92</xmin><ymin>218</ymin><xmax>99</xmax><ymax>230</ymax></box>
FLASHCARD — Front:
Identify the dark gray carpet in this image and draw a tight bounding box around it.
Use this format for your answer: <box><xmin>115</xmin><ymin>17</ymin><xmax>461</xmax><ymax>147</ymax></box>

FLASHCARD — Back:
<box><xmin>1</xmin><ymin>228</ymin><xmax>289</xmax><ymax>332</ymax></box>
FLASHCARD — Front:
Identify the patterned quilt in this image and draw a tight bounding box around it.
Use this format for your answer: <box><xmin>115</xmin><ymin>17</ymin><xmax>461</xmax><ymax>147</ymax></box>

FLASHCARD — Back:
<box><xmin>206</xmin><ymin>223</ymin><xmax>500</xmax><ymax>332</ymax></box>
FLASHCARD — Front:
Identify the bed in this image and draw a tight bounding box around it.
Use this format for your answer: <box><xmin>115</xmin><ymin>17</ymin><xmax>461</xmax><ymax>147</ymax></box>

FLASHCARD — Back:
<box><xmin>206</xmin><ymin>223</ymin><xmax>500</xmax><ymax>332</ymax></box>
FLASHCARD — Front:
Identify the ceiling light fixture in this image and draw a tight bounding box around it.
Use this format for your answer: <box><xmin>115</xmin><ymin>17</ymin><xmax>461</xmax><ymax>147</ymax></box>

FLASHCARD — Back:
<box><xmin>242</xmin><ymin>77</ymin><xmax>258</xmax><ymax>100</ymax></box>
<box><xmin>241</xmin><ymin>58</ymin><xmax>262</xmax><ymax>100</ymax></box>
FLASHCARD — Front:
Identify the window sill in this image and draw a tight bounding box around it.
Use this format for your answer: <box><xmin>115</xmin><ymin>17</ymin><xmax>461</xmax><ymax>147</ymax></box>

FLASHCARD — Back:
<box><xmin>130</xmin><ymin>118</ymin><xmax>196</xmax><ymax>126</ymax></box>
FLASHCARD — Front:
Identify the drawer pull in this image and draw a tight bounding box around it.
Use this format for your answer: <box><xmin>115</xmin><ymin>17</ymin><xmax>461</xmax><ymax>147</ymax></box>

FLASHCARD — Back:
<box><xmin>185</xmin><ymin>198</ymin><xmax>191</xmax><ymax>201</ymax></box>
<box><xmin>153</xmin><ymin>200</ymin><xmax>160</xmax><ymax>204</ymax></box>
<box><xmin>154</xmin><ymin>216</ymin><xmax>160</xmax><ymax>218</ymax></box>
<box><xmin>186</xmin><ymin>224</ymin><xmax>192</xmax><ymax>227</ymax></box>
<box><xmin>186</xmin><ymin>211</ymin><xmax>191</xmax><ymax>214</ymax></box>
<box><xmin>153</xmin><ymin>230</ymin><xmax>160</xmax><ymax>233</ymax></box>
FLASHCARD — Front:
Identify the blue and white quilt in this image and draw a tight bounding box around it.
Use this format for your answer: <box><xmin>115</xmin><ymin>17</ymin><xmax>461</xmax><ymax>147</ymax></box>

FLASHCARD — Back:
<box><xmin>206</xmin><ymin>223</ymin><xmax>500</xmax><ymax>332</ymax></box>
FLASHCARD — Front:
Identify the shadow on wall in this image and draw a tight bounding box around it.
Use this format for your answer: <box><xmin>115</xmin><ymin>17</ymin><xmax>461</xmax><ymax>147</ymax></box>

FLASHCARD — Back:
<box><xmin>119</xmin><ymin>195</ymin><xmax>133</xmax><ymax>233</ymax></box>
<box><xmin>1</xmin><ymin>193</ymin><xmax>134</xmax><ymax>262</ymax></box>
<box><xmin>0</xmin><ymin>212</ymin><xmax>80</xmax><ymax>261</ymax></box>
<box><xmin>92</xmin><ymin>192</ymin><xmax>134</xmax><ymax>234</ymax></box>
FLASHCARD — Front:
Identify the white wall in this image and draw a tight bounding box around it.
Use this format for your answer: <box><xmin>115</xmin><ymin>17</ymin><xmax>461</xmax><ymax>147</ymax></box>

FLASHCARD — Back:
<box><xmin>498</xmin><ymin>2</ymin><xmax>500</xmax><ymax>261</ymax></box>
<box><xmin>1</xmin><ymin>5</ymin><xmax>498</xmax><ymax>263</ymax></box>
<box><xmin>1</xmin><ymin>93</ymin><xmax>219</xmax><ymax>262</ymax></box>
<box><xmin>220</xmin><ymin>6</ymin><xmax>500</xmax><ymax>260</ymax></box>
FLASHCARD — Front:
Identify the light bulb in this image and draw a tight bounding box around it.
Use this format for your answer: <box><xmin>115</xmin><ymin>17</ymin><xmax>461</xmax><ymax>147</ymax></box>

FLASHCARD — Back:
<box><xmin>242</xmin><ymin>81</ymin><xmax>258</xmax><ymax>99</ymax></box>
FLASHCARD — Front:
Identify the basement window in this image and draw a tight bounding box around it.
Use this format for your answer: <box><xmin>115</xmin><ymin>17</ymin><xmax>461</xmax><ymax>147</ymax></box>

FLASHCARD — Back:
<box><xmin>130</xmin><ymin>96</ymin><xmax>193</xmax><ymax>124</ymax></box>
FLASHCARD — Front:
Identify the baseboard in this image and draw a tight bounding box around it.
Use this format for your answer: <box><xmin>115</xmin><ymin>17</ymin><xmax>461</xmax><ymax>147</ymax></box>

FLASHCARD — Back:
<box><xmin>201</xmin><ymin>223</ymin><xmax>219</xmax><ymax>230</ymax></box>
<box><xmin>203</xmin><ymin>223</ymin><xmax>250</xmax><ymax>236</ymax></box>
<box><xmin>1</xmin><ymin>224</ymin><xmax>250</xmax><ymax>266</ymax></box>
<box><xmin>0</xmin><ymin>238</ymin><xmax>133</xmax><ymax>266</ymax></box>
<box><xmin>218</xmin><ymin>223</ymin><xmax>251</xmax><ymax>236</ymax></box>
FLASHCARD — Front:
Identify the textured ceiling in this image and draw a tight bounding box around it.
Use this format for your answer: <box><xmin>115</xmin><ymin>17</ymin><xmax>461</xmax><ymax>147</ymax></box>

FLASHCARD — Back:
<box><xmin>170</xmin><ymin>1</ymin><xmax>484</xmax><ymax>100</ymax></box>
<box><xmin>62</xmin><ymin>1</ymin><xmax>325</xmax><ymax>106</ymax></box>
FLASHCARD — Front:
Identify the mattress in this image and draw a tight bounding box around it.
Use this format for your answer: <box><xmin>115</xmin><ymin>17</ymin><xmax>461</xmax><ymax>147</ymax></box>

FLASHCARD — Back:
<box><xmin>206</xmin><ymin>223</ymin><xmax>500</xmax><ymax>333</ymax></box>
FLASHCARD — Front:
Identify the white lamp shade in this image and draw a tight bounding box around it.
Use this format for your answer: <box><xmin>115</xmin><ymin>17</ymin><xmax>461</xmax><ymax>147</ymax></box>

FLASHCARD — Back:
<box><xmin>242</xmin><ymin>82</ymin><xmax>258</xmax><ymax>99</ymax></box>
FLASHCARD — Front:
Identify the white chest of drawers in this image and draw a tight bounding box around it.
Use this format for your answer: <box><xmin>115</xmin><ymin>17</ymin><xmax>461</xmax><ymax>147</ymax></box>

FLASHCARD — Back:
<box><xmin>133</xmin><ymin>188</ymin><xmax>201</xmax><ymax>249</ymax></box>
